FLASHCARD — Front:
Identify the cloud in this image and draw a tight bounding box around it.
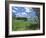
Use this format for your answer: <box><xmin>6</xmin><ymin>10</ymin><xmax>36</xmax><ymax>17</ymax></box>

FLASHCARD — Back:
<box><xmin>12</xmin><ymin>7</ymin><xmax>37</xmax><ymax>18</ymax></box>
<box><xmin>12</xmin><ymin>6</ymin><xmax>25</xmax><ymax>13</ymax></box>
<box><xmin>12</xmin><ymin>9</ymin><xmax>16</xmax><ymax>13</ymax></box>
<box><xmin>16</xmin><ymin>12</ymin><xmax>28</xmax><ymax>17</ymax></box>
<box><xmin>25</xmin><ymin>7</ymin><xmax>32</xmax><ymax>13</ymax></box>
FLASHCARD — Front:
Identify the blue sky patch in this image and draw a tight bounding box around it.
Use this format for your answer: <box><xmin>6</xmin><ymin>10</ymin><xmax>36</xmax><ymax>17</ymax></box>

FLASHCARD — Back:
<box><xmin>12</xmin><ymin>6</ymin><xmax>37</xmax><ymax>18</ymax></box>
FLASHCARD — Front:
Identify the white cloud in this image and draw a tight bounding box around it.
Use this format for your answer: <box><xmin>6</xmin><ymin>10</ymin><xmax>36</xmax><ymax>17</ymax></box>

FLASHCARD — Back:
<box><xmin>12</xmin><ymin>10</ymin><xmax>16</xmax><ymax>13</ymax></box>
<box><xmin>16</xmin><ymin>12</ymin><xmax>28</xmax><ymax>17</ymax></box>
<box><xmin>22</xmin><ymin>12</ymin><xmax>27</xmax><ymax>15</ymax></box>
<box><xmin>25</xmin><ymin>7</ymin><xmax>32</xmax><ymax>13</ymax></box>
<box><xmin>25</xmin><ymin>8</ymin><xmax>30</xmax><ymax>12</ymax></box>
<box><xmin>14</xmin><ymin>7</ymin><xmax>18</xmax><ymax>10</ymax></box>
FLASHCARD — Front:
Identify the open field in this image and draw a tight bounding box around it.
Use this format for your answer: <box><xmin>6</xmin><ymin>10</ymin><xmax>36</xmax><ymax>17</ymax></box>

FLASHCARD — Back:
<box><xmin>12</xmin><ymin>19</ymin><xmax>40</xmax><ymax>31</ymax></box>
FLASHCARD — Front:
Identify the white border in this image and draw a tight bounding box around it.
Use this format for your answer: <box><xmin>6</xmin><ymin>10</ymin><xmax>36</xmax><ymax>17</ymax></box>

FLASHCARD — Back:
<box><xmin>9</xmin><ymin>4</ymin><xmax>43</xmax><ymax>35</ymax></box>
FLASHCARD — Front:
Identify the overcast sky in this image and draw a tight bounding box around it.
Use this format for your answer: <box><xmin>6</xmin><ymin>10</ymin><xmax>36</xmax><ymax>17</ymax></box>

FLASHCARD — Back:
<box><xmin>12</xmin><ymin>6</ymin><xmax>37</xmax><ymax>18</ymax></box>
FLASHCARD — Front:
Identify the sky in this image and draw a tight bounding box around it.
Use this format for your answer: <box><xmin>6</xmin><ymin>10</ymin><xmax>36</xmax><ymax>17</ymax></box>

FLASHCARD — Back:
<box><xmin>12</xmin><ymin>6</ymin><xmax>37</xmax><ymax>18</ymax></box>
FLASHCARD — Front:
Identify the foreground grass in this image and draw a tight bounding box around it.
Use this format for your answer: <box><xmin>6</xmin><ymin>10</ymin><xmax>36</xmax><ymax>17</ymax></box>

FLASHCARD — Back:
<box><xmin>12</xmin><ymin>19</ymin><xmax>40</xmax><ymax>31</ymax></box>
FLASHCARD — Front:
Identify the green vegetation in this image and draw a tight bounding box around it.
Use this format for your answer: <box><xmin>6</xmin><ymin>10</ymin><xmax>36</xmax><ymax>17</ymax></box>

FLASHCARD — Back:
<box><xmin>12</xmin><ymin>16</ymin><xmax>40</xmax><ymax>31</ymax></box>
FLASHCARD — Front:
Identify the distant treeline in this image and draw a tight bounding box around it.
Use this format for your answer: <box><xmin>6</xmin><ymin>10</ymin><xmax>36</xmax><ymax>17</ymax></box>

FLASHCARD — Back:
<box><xmin>16</xmin><ymin>17</ymin><xmax>27</xmax><ymax>21</ymax></box>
